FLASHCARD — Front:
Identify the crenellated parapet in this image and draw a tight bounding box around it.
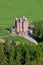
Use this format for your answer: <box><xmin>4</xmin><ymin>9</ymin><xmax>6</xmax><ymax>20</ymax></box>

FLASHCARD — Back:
<box><xmin>10</xmin><ymin>16</ymin><xmax>34</xmax><ymax>35</ymax></box>
<box><xmin>13</xmin><ymin>16</ymin><xmax>29</xmax><ymax>35</ymax></box>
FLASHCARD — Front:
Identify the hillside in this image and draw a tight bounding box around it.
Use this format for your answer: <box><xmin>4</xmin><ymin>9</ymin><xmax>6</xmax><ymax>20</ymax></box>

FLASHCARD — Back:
<box><xmin>0</xmin><ymin>0</ymin><xmax>43</xmax><ymax>27</ymax></box>
<box><xmin>0</xmin><ymin>36</ymin><xmax>43</xmax><ymax>65</ymax></box>
<box><xmin>0</xmin><ymin>34</ymin><xmax>38</xmax><ymax>45</ymax></box>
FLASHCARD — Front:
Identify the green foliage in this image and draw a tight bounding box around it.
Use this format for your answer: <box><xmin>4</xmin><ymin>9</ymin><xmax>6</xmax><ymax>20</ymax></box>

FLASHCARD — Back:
<box><xmin>33</xmin><ymin>21</ymin><xmax>43</xmax><ymax>40</ymax></box>
<box><xmin>0</xmin><ymin>29</ymin><xmax>10</xmax><ymax>37</ymax></box>
<box><xmin>0</xmin><ymin>40</ymin><xmax>43</xmax><ymax>65</ymax></box>
<box><xmin>0</xmin><ymin>44</ymin><xmax>8</xmax><ymax>65</ymax></box>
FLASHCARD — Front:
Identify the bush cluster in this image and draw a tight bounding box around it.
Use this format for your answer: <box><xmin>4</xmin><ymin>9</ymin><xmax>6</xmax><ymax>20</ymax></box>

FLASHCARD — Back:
<box><xmin>0</xmin><ymin>41</ymin><xmax>43</xmax><ymax>65</ymax></box>
<box><xmin>33</xmin><ymin>21</ymin><xmax>43</xmax><ymax>42</ymax></box>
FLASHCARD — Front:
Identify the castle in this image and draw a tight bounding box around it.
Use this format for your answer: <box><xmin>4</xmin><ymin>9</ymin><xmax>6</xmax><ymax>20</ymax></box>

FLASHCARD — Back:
<box><xmin>10</xmin><ymin>17</ymin><xmax>38</xmax><ymax>45</ymax></box>
<box><xmin>10</xmin><ymin>16</ymin><xmax>34</xmax><ymax>35</ymax></box>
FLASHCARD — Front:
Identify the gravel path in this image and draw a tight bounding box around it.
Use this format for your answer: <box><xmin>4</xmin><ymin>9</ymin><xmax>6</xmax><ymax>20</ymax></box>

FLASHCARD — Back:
<box><xmin>23</xmin><ymin>34</ymin><xmax>38</xmax><ymax>45</ymax></box>
<box><xmin>0</xmin><ymin>34</ymin><xmax>38</xmax><ymax>45</ymax></box>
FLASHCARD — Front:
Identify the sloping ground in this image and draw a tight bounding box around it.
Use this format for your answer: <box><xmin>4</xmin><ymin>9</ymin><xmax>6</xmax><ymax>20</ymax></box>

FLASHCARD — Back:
<box><xmin>0</xmin><ymin>29</ymin><xmax>10</xmax><ymax>37</ymax></box>
<box><xmin>0</xmin><ymin>35</ymin><xmax>37</xmax><ymax>46</ymax></box>
<box><xmin>0</xmin><ymin>39</ymin><xmax>5</xmax><ymax>43</ymax></box>
<box><xmin>0</xmin><ymin>28</ymin><xmax>38</xmax><ymax>45</ymax></box>
<box><xmin>0</xmin><ymin>29</ymin><xmax>38</xmax><ymax>45</ymax></box>
<box><xmin>13</xmin><ymin>34</ymin><xmax>38</xmax><ymax>45</ymax></box>
<box><xmin>23</xmin><ymin>34</ymin><xmax>38</xmax><ymax>45</ymax></box>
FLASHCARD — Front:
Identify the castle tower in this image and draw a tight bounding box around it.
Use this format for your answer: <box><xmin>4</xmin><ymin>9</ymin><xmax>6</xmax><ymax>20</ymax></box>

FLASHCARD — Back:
<box><xmin>23</xmin><ymin>17</ymin><xmax>29</xmax><ymax>34</ymax></box>
<box><xmin>14</xmin><ymin>18</ymin><xmax>19</xmax><ymax>33</ymax></box>
<box><xmin>18</xmin><ymin>18</ymin><xmax>23</xmax><ymax>32</ymax></box>
<box><xmin>14</xmin><ymin>17</ymin><xmax>29</xmax><ymax>35</ymax></box>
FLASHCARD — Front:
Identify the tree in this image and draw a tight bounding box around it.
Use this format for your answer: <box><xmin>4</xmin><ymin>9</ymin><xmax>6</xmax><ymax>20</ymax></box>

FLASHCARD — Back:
<box><xmin>24</xmin><ymin>43</ymin><xmax>30</xmax><ymax>65</ymax></box>
<box><xmin>14</xmin><ymin>42</ymin><xmax>25</xmax><ymax>65</ymax></box>
<box><xmin>33</xmin><ymin>21</ymin><xmax>43</xmax><ymax>41</ymax></box>
<box><xmin>9</xmin><ymin>45</ymin><xmax>14</xmax><ymax>65</ymax></box>
<box><xmin>0</xmin><ymin>43</ymin><xmax>8</xmax><ymax>65</ymax></box>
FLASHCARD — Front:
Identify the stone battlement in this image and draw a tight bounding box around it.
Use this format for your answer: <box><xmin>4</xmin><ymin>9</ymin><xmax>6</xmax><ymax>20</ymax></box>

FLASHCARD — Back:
<box><xmin>10</xmin><ymin>16</ymin><xmax>33</xmax><ymax>35</ymax></box>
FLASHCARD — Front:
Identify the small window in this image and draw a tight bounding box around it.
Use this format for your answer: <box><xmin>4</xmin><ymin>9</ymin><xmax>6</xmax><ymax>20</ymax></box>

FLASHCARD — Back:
<box><xmin>28</xmin><ymin>27</ymin><xmax>31</xmax><ymax>29</ymax></box>
<box><xmin>22</xmin><ymin>21</ymin><xmax>23</xmax><ymax>28</ymax></box>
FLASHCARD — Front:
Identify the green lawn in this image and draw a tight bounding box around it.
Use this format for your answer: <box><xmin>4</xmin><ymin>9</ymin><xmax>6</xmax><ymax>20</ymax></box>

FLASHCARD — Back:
<box><xmin>0</xmin><ymin>29</ymin><xmax>10</xmax><ymax>37</ymax></box>
<box><xmin>0</xmin><ymin>0</ymin><xmax>43</xmax><ymax>26</ymax></box>
<box><xmin>0</xmin><ymin>0</ymin><xmax>43</xmax><ymax>37</ymax></box>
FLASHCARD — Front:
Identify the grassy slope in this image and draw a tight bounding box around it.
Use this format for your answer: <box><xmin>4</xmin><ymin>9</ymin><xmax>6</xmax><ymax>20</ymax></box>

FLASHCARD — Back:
<box><xmin>0</xmin><ymin>0</ymin><xmax>43</xmax><ymax>26</ymax></box>
<box><xmin>0</xmin><ymin>0</ymin><xmax>43</xmax><ymax>37</ymax></box>
<box><xmin>3</xmin><ymin>35</ymin><xmax>36</xmax><ymax>46</ymax></box>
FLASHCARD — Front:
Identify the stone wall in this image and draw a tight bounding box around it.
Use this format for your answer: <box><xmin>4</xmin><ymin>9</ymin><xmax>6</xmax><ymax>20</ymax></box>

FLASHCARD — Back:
<box><xmin>14</xmin><ymin>17</ymin><xmax>29</xmax><ymax>35</ymax></box>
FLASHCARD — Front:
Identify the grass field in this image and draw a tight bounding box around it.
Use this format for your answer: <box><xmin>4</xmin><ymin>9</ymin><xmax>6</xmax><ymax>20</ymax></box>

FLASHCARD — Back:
<box><xmin>0</xmin><ymin>0</ymin><xmax>43</xmax><ymax>38</ymax></box>
<box><xmin>1</xmin><ymin>35</ymin><xmax>36</xmax><ymax>46</ymax></box>
<box><xmin>0</xmin><ymin>0</ymin><xmax>43</xmax><ymax>26</ymax></box>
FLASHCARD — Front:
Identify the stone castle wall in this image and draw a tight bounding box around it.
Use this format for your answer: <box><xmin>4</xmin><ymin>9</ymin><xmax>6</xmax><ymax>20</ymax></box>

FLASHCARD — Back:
<box><xmin>14</xmin><ymin>17</ymin><xmax>29</xmax><ymax>35</ymax></box>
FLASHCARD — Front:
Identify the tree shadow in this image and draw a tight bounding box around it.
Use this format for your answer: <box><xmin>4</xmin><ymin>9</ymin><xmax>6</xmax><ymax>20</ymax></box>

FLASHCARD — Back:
<box><xmin>34</xmin><ymin>36</ymin><xmax>43</xmax><ymax>43</ymax></box>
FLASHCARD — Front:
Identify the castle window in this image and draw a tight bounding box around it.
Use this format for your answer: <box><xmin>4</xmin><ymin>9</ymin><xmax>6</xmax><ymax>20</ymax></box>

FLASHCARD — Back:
<box><xmin>18</xmin><ymin>19</ymin><xmax>20</xmax><ymax>23</ymax></box>
<box><xmin>22</xmin><ymin>21</ymin><xmax>23</xmax><ymax>28</ymax></box>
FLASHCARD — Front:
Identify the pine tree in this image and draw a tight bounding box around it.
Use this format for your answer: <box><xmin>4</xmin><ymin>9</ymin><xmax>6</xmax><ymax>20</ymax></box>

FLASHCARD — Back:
<box><xmin>0</xmin><ymin>43</ymin><xmax>8</xmax><ymax>65</ymax></box>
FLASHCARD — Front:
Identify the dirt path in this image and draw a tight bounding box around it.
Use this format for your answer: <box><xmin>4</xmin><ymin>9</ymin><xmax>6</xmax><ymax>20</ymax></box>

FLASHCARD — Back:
<box><xmin>22</xmin><ymin>34</ymin><xmax>38</xmax><ymax>45</ymax></box>
<box><xmin>12</xmin><ymin>34</ymin><xmax>38</xmax><ymax>45</ymax></box>
<box><xmin>0</xmin><ymin>34</ymin><xmax>38</xmax><ymax>45</ymax></box>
